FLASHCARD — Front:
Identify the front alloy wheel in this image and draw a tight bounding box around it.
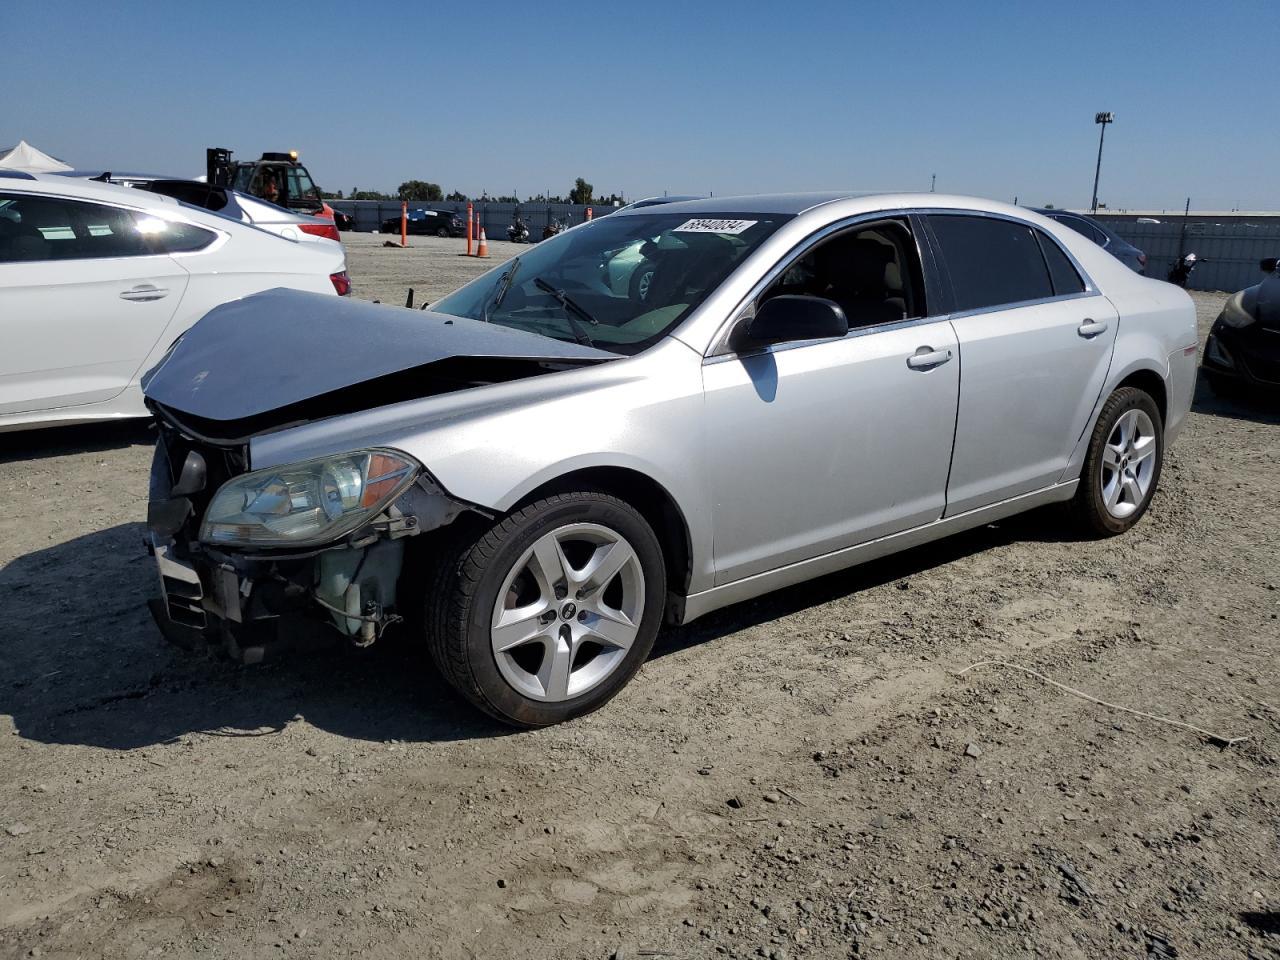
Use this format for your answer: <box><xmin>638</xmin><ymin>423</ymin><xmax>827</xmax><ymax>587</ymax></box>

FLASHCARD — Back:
<box><xmin>426</xmin><ymin>491</ymin><xmax>666</xmax><ymax>727</ymax></box>
<box><xmin>491</xmin><ymin>523</ymin><xmax>645</xmax><ymax>702</ymax></box>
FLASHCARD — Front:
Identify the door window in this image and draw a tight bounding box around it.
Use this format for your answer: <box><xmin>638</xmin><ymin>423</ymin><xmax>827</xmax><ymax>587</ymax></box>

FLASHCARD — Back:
<box><xmin>928</xmin><ymin>214</ymin><xmax>1054</xmax><ymax>312</ymax></box>
<box><xmin>759</xmin><ymin>218</ymin><xmax>925</xmax><ymax>330</ymax></box>
<box><xmin>1036</xmin><ymin>230</ymin><xmax>1086</xmax><ymax>296</ymax></box>
<box><xmin>0</xmin><ymin>192</ymin><xmax>215</xmax><ymax>262</ymax></box>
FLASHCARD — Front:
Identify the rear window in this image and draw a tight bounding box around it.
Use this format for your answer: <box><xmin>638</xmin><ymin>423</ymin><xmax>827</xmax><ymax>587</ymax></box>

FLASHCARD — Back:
<box><xmin>1055</xmin><ymin>215</ymin><xmax>1104</xmax><ymax>245</ymax></box>
<box><xmin>928</xmin><ymin>214</ymin><xmax>1054</xmax><ymax>312</ymax></box>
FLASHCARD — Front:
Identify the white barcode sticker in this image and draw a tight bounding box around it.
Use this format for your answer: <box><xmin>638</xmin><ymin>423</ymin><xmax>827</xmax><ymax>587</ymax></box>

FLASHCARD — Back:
<box><xmin>672</xmin><ymin>218</ymin><xmax>758</xmax><ymax>234</ymax></box>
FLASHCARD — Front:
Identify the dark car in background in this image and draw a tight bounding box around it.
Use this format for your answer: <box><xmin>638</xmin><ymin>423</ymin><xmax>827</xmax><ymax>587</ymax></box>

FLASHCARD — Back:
<box><xmin>1032</xmin><ymin>208</ymin><xmax>1147</xmax><ymax>274</ymax></box>
<box><xmin>379</xmin><ymin>208</ymin><xmax>464</xmax><ymax>237</ymax></box>
<box><xmin>1202</xmin><ymin>256</ymin><xmax>1280</xmax><ymax>400</ymax></box>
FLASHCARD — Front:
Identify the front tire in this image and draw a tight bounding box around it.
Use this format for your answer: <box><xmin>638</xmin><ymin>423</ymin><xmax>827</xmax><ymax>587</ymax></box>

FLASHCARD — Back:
<box><xmin>1070</xmin><ymin>386</ymin><xmax>1163</xmax><ymax>536</ymax></box>
<box><xmin>426</xmin><ymin>492</ymin><xmax>666</xmax><ymax>727</ymax></box>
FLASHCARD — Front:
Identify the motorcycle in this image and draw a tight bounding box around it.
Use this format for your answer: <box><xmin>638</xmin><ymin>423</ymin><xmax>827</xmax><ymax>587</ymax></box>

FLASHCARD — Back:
<box><xmin>542</xmin><ymin>218</ymin><xmax>566</xmax><ymax>241</ymax></box>
<box><xmin>507</xmin><ymin>220</ymin><xmax>530</xmax><ymax>243</ymax></box>
<box><xmin>1167</xmin><ymin>252</ymin><xmax>1203</xmax><ymax>288</ymax></box>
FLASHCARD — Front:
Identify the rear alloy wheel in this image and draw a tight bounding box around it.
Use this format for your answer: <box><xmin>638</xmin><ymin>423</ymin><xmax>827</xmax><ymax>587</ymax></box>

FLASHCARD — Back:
<box><xmin>1070</xmin><ymin>386</ymin><xmax>1163</xmax><ymax>536</ymax></box>
<box><xmin>427</xmin><ymin>492</ymin><xmax>665</xmax><ymax>727</ymax></box>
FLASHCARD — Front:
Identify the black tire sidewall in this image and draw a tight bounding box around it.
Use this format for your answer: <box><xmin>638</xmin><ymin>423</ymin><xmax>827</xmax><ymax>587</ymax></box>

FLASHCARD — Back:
<box><xmin>1079</xmin><ymin>387</ymin><xmax>1164</xmax><ymax>535</ymax></box>
<box><xmin>458</xmin><ymin>494</ymin><xmax>666</xmax><ymax>727</ymax></box>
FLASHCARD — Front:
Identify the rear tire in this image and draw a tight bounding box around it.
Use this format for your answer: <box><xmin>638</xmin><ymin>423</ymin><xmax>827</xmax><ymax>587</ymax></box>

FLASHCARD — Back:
<box><xmin>1069</xmin><ymin>386</ymin><xmax>1163</xmax><ymax>536</ymax></box>
<box><xmin>425</xmin><ymin>492</ymin><xmax>666</xmax><ymax>727</ymax></box>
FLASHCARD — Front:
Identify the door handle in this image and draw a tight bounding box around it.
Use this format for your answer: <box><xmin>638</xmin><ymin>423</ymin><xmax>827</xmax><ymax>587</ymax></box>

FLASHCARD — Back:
<box><xmin>1077</xmin><ymin>319</ymin><xmax>1109</xmax><ymax>338</ymax></box>
<box><xmin>119</xmin><ymin>284</ymin><xmax>169</xmax><ymax>302</ymax></box>
<box><xmin>906</xmin><ymin>347</ymin><xmax>953</xmax><ymax>370</ymax></box>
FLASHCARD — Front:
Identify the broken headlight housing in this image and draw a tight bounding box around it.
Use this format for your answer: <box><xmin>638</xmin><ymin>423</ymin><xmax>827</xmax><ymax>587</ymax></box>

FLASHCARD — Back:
<box><xmin>200</xmin><ymin>449</ymin><xmax>419</xmax><ymax>548</ymax></box>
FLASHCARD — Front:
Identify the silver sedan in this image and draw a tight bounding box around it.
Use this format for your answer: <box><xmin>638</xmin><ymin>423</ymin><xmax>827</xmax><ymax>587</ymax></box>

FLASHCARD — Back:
<box><xmin>142</xmin><ymin>193</ymin><xmax>1199</xmax><ymax>727</ymax></box>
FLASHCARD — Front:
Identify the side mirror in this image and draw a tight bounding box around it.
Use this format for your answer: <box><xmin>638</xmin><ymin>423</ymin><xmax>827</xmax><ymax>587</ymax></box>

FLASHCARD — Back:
<box><xmin>734</xmin><ymin>295</ymin><xmax>849</xmax><ymax>350</ymax></box>
<box><xmin>1261</xmin><ymin>257</ymin><xmax>1278</xmax><ymax>274</ymax></box>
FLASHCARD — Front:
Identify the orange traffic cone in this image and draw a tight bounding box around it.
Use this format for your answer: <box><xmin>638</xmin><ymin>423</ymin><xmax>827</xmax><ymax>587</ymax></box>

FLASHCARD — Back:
<box><xmin>475</xmin><ymin>227</ymin><xmax>489</xmax><ymax>258</ymax></box>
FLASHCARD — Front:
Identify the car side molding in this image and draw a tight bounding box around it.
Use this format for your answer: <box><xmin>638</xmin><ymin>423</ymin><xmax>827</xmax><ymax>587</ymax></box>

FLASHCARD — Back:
<box><xmin>678</xmin><ymin>480</ymin><xmax>1079</xmax><ymax>623</ymax></box>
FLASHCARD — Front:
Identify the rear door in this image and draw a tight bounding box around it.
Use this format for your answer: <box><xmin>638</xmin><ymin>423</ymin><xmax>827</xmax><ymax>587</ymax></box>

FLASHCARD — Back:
<box><xmin>925</xmin><ymin>212</ymin><xmax>1119</xmax><ymax>514</ymax></box>
<box><xmin>0</xmin><ymin>191</ymin><xmax>200</xmax><ymax>415</ymax></box>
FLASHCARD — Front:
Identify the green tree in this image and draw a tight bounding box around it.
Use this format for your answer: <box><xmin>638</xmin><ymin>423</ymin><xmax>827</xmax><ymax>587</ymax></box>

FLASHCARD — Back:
<box><xmin>445</xmin><ymin>190</ymin><xmax>468</xmax><ymax>202</ymax></box>
<box><xmin>398</xmin><ymin>180</ymin><xmax>443</xmax><ymax>202</ymax></box>
<box><xmin>569</xmin><ymin>178</ymin><xmax>594</xmax><ymax>205</ymax></box>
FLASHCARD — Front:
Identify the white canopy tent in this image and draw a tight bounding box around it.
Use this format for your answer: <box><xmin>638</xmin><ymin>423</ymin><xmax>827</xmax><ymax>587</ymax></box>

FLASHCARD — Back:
<box><xmin>0</xmin><ymin>140</ymin><xmax>72</xmax><ymax>173</ymax></box>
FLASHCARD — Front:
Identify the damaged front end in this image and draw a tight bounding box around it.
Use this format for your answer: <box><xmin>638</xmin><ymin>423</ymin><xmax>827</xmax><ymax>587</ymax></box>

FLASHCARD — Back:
<box><xmin>145</xmin><ymin>409</ymin><xmax>474</xmax><ymax>663</ymax></box>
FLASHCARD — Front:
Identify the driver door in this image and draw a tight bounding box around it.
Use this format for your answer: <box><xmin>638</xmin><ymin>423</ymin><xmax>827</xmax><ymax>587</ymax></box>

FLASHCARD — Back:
<box><xmin>701</xmin><ymin>217</ymin><xmax>960</xmax><ymax>585</ymax></box>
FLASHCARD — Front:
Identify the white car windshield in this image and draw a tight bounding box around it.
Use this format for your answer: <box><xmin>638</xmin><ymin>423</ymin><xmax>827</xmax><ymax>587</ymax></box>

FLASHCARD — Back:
<box><xmin>430</xmin><ymin>212</ymin><xmax>791</xmax><ymax>355</ymax></box>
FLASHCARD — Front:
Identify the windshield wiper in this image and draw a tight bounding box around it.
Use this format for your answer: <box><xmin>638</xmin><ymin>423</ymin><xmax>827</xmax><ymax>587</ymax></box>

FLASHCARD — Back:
<box><xmin>532</xmin><ymin>277</ymin><xmax>597</xmax><ymax>346</ymax></box>
<box><xmin>481</xmin><ymin>257</ymin><xmax>520</xmax><ymax>321</ymax></box>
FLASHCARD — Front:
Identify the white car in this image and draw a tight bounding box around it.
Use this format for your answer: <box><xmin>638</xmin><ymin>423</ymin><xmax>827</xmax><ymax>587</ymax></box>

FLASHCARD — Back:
<box><xmin>0</xmin><ymin>171</ymin><xmax>349</xmax><ymax>432</ymax></box>
<box><xmin>57</xmin><ymin>174</ymin><xmax>343</xmax><ymax>245</ymax></box>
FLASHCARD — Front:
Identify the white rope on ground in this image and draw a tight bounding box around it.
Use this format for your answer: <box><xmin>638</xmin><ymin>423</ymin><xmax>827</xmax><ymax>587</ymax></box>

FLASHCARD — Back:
<box><xmin>953</xmin><ymin>660</ymin><xmax>1249</xmax><ymax>748</ymax></box>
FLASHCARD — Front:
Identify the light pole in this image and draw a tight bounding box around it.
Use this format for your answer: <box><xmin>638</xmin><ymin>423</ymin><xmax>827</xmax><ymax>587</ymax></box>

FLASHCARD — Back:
<box><xmin>1090</xmin><ymin>111</ymin><xmax>1114</xmax><ymax>214</ymax></box>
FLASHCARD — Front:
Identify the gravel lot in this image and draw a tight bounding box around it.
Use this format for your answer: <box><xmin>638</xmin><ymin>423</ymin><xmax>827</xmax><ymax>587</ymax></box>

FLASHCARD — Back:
<box><xmin>0</xmin><ymin>235</ymin><xmax>1277</xmax><ymax>960</ymax></box>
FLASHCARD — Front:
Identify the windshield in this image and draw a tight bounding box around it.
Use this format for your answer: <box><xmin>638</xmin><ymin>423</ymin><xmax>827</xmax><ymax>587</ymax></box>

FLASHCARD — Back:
<box><xmin>430</xmin><ymin>211</ymin><xmax>791</xmax><ymax>355</ymax></box>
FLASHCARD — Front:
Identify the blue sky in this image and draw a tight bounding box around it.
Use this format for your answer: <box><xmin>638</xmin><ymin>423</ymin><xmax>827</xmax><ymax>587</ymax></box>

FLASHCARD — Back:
<box><xmin>5</xmin><ymin>0</ymin><xmax>1276</xmax><ymax>210</ymax></box>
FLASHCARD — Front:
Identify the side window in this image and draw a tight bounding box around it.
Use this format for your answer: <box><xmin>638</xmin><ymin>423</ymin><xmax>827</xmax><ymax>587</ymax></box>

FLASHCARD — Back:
<box><xmin>761</xmin><ymin>218</ymin><xmax>926</xmax><ymax>329</ymax></box>
<box><xmin>137</xmin><ymin>216</ymin><xmax>217</xmax><ymax>254</ymax></box>
<box><xmin>0</xmin><ymin>194</ymin><xmax>149</xmax><ymax>262</ymax></box>
<box><xmin>1036</xmin><ymin>230</ymin><xmax>1086</xmax><ymax>296</ymax></box>
<box><xmin>927</xmin><ymin>214</ymin><xmax>1053</xmax><ymax>312</ymax></box>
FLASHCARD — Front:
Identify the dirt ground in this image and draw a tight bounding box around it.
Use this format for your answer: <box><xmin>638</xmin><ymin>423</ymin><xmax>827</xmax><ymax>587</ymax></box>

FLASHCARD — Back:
<box><xmin>0</xmin><ymin>235</ymin><xmax>1277</xmax><ymax>960</ymax></box>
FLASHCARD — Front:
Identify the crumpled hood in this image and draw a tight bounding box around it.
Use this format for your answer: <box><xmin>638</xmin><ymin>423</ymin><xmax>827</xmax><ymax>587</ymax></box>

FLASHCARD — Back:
<box><xmin>141</xmin><ymin>288</ymin><xmax>615</xmax><ymax>422</ymax></box>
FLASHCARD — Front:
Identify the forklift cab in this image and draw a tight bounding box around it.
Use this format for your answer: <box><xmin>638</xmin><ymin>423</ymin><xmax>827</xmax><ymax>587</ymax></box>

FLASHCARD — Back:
<box><xmin>208</xmin><ymin>148</ymin><xmax>326</xmax><ymax>217</ymax></box>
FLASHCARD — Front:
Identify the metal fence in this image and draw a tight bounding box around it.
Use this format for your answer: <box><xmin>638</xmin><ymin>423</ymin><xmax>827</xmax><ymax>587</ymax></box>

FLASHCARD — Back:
<box><xmin>1104</xmin><ymin>221</ymin><xmax>1280</xmax><ymax>292</ymax></box>
<box><xmin>329</xmin><ymin>200</ymin><xmax>617</xmax><ymax>237</ymax></box>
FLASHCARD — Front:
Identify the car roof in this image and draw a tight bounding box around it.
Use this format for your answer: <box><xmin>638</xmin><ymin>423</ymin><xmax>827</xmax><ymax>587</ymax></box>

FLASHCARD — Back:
<box><xmin>612</xmin><ymin>191</ymin><xmax>1049</xmax><ymax>220</ymax></box>
<box><xmin>2</xmin><ymin>170</ymin><xmax>183</xmax><ymax>207</ymax></box>
<box><xmin>55</xmin><ymin>169</ymin><xmax>185</xmax><ymax>181</ymax></box>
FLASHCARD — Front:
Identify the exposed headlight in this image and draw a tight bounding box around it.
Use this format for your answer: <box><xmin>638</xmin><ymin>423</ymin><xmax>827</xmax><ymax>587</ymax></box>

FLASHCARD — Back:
<box><xmin>200</xmin><ymin>449</ymin><xmax>418</xmax><ymax>547</ymax></box>
<box><xmin>1219</xmin><ymin>290</ymin><xmax>1256</xmax><ymax>329</ymax></box>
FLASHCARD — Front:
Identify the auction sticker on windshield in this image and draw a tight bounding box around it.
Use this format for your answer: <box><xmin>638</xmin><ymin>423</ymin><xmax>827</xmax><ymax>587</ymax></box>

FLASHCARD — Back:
<box><xmin>673</xmin><ymin>218</ymin><xmax>758</xmax><ymax>234</ymax></box>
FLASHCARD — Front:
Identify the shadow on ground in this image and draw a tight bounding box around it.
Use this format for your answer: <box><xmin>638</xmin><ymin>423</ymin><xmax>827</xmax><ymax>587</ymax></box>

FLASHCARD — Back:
<box><xmin>2</xmin><ymin>504</ymin><xmax>1068</xmax><ymax>752</ymax></box>
<box><xmin>1191</xmin><ymin>377</ymin><xmax>1280</xmax><ymax>424</ymax></box>
<box><xmin>0</xmin><ymin>522</ymin><xmax>507</xmax><ymax>750</ymax></box>
<box><xmin>0</xmin><ymin>420</ymin><xmax>156</xmax><ymax>464</ymax></box>
<box><xmin>654</xmin><ymin>505</ymin><xmax>1069</xmax><ymax>658</ymax></box>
